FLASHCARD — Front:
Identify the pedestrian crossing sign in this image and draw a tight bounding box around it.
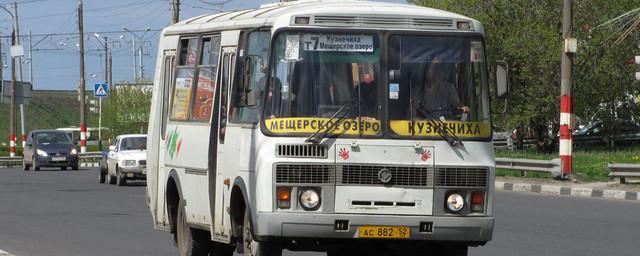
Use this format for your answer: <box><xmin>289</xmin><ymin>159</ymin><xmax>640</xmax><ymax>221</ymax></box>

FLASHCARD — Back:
<box><xmin>94</xmin><ymin>83</ymin><xmax>109</xmax><ymax>97</ymax></box>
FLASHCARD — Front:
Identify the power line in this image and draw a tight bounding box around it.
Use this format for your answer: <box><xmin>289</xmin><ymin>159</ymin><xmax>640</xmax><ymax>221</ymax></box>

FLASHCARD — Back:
<box><xmin>0</xmin><ymin>29</ymin><xmax>162</xmax><ymax>38</ymax></box>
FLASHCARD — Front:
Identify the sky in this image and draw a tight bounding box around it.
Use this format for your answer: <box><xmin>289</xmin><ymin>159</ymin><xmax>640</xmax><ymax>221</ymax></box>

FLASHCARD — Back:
<box><xmin>0</xmin><ymin>0</ymin><xmax>406</xmax><ymax>91</ymax></box>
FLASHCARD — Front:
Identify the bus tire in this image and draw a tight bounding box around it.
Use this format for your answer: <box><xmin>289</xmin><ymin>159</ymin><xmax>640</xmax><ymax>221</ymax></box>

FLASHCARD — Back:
<box><xmin>176</xmin><ymin>200</ymin><xmax>211</xmax><ymax>256</ymax></box>
<box><xmin>239</xmin><ymin>209</ymin><xmax>281</xmax><ymax>256</ymax></box>
<box><xmin>440</xmin><ymin>244</ymin><xmax>468</xmax><ymax>256</ymax></box>
<box><xmin>211</xmin><ymin>241</ymin><xmax>234</xmax><ymax>256</ymax></box>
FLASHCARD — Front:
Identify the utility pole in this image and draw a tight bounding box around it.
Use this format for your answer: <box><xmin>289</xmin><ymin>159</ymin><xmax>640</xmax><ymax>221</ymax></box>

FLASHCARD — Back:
<box><xmin>14</xmin><ymin>2</ymin><xmax>20</xmax><ymax>81</ymax></box>
<box><xmin>9</xmin><ymin>30</ymin><xmax>16</xmax><ymax>157</ymax></box>
<box><xmin>29</xmin><ymin>30</ymin><xmax>32</xmax><ymax>85</ymax></box>
<box><xmin>101</xmin><ymin>36</ymin><xmax>107</xmax><ymax>151</ymax></box>
<box><xmin>559</xmin><ymin>0</ymin><xmax>575</xmax><ymax>179</ymax></box>
<box><xmin>13</xmin><ymin>2</ymin><xmax>26</xmax><ymax>148</ymax></box>
<box><xmin>139</xmin><ymin>42</ymin><xmax>144</xmax><ymax>80</ymax></box>
<box><xmin>132</xmin><ymin>34</ymin><xmax>137</xmax><ymax>81</ymax></box>
<box><xmin>108</xmin><ymin>47</ymin><xmax>112</xmax><ymax>87</ymax></box>
<box><xmin>78</xmin><ymin>0</ymin><xmax>87</xmax><ymax>153</ymax></box>
<box><xmin>171</xmin><ymin>0</ymin><xmax>180</xmax><ymax>24</ymax></box>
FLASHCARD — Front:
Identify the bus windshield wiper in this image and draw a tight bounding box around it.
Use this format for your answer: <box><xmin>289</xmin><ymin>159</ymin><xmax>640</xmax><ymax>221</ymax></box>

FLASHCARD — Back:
<box><xmin>412</xmin><ymin>100</ymin><xmax>463</xmax><ymax>147</ymax></box>
<box><xmin>305</xmin><ymin>100</ymin><xmax>359</xmax><ymax>144</ymax></box>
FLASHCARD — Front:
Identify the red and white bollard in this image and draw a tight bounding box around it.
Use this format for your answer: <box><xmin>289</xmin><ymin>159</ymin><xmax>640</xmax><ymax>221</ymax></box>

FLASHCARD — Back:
<box><xmin>9</xmin><ymin>133</ymin><xmax>16</xmax><ymax>157</ymax></box>
<box><xmin>80</xmin><ymin>124</ymin><xmax>87</xmax><ymax>153</ymax></box>
<box><xmin>21</xmin><ymin>134</ymin><xmax>26</xmax><ymax>148</ymax></box>
<box><xmin>559</xmin><ymin>95</ymin><xmax>573</xmax><ymax>178</ymax></box>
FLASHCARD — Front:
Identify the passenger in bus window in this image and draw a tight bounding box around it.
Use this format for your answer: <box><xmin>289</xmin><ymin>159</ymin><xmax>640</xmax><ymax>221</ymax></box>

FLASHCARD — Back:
<box><xmin>420</xmin><ymin>61</ymin><xmax>470</xmax><ymax>120</ymax></box>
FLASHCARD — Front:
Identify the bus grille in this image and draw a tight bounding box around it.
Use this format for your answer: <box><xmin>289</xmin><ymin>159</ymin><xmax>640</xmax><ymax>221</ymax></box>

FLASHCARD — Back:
<box><xmin>337</xmin><ymin>165</ymin><xmax>433</xmax><ymax>188</ymax></box>
<box><xmin>276</xmin><ymin>144</ymin><xmax>327</xmax><ymax>159</ymax></box>
<box><xmin>434</xmin><ymin>168</ymin><xmax>488</xmax><ymax>188</ymax></box>
<box><xmin>275</xmin><ymin>164</ymin><xmax>334</xmax><ymax>184</ymax></box>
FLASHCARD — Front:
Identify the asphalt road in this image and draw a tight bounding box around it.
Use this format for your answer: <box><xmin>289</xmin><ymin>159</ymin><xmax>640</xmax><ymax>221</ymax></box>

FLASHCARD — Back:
<box><xmin>0</xmin><ymin>167</ymin><xmax>639</xmax><ymax>256</ymax></box>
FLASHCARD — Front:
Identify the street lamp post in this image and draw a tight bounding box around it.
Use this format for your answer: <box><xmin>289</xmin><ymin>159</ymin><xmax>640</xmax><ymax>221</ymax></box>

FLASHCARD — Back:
<box><xmin>123</xmin><ymin>27</ymin><xmax>150</xmax><ymax>82</ymax></box>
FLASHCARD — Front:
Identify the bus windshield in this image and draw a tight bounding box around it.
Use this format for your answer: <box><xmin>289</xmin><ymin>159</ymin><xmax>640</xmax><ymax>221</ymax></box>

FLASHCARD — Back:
<box><xmin>387</xmin><ymin>35</ymin><xmax>491</xmax><ymax>139</ymax></box>
<box><xmin>263</xmin><ymin>32</ymin><xmax>491</xmax><ymax>140</ymax></box>
<box><xmin>264</xmin><ymin>32</ymin><xmax>382</xmax><ymax>137</ymax></box>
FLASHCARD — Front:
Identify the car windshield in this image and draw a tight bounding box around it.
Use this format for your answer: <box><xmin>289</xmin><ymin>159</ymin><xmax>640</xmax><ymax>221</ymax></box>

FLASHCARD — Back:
<box><xmin>36</xmin><ymin>132</ymin><xmax>72</xmax><ymax>145</ymax></box>
<box><xmin>264</xmin><ymin>32</ymin><xmax>382</xmax><ymax>137</ymax></box>
<box><xmin>387</xmin><ymin>35</ymin><xmax>491</xmax><ymax>139</ymax></box>
<box><xmin>120</xmin><ymin>137</ymin><xmax>147</xmax><ymax>151</ymax></box>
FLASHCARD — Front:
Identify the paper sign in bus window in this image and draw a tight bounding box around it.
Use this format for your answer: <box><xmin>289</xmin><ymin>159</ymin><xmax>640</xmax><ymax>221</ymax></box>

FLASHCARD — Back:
<box><xmin>389</xmin><ymin>83</ymin><xmax>399</xmax><ymax>99</ymax></box>
<box><xmin>285</xmin><ymin>35</ymin><xmax>300</xmax><ymax>60</ymax></box>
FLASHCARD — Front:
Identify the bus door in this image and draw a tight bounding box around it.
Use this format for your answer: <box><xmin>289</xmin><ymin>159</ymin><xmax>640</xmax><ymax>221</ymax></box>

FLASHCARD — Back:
<box><xmin>210</xmin><ymin>31</ymin><xmax>239</xmax><ymax>239</ymax></box>
<box><xmin>153</xmin><ymin>49</ymin><xmax>176</xmax><ymax>227</ymax></box>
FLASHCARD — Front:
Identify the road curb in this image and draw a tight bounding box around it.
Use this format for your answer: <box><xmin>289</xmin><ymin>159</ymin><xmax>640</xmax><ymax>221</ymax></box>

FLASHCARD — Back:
<box><xmin>496</xmin><ymin>181</ymin><xmax>640</xmax><ymax>201</ymax></box>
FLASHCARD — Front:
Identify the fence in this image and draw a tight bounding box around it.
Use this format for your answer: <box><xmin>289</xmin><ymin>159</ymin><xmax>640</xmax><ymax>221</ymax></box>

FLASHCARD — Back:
<box><xmin>495</xmin><ymin>157</ymin><xmax>561</xmax><ymax>177</ymax></box>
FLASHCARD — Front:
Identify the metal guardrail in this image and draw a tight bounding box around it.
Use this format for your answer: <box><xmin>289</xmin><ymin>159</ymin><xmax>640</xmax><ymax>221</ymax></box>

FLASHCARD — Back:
<box><xmin>607</xmin><ymin>163</ymin><xmax>640</xmax><ymax>184</ymax></box>
<box><xmin>496</xmin><ymin>157</ymin><xmax>561</xmax><ymax>177</ymax></box>
<box><xmin>0</xmin><ymin>152</ymin><xmax>104</xmax><ymax>168</ymax></box>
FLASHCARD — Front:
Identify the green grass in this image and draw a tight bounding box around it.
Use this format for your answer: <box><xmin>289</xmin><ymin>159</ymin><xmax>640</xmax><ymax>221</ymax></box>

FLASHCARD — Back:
<box><xmin>496</xmin><ymin>146</ymin><xmax>640</xmax><ymax>182</ymax></box>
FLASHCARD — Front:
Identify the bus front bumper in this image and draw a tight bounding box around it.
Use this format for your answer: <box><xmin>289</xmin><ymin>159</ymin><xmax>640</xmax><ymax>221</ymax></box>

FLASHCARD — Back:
<box><xmin>255</xmin><ymin>212</ymin><xmax>493</xmax><ymax>243</ymax></box>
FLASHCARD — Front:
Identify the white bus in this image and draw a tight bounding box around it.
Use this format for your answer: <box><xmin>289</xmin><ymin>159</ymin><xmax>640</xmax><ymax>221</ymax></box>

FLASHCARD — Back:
<box><xmin>146</xmin><ymin>1</ymin><xmax>508</xmax><ymax>255</ymax></box>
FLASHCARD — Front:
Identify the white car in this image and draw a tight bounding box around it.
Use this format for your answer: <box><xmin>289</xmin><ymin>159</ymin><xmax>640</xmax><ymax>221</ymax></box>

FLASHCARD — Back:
<box><xmin>99</xmin><ymin>134</ymin><xmax>147</xmax><ymax>186</ymax></box>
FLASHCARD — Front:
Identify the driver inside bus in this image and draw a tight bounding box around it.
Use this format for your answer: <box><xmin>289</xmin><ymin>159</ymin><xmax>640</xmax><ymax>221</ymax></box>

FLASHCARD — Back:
<box><xmin>419</xmin><ymin>59</ymin><xmax>470</xmax><ymax>120</ymax></box>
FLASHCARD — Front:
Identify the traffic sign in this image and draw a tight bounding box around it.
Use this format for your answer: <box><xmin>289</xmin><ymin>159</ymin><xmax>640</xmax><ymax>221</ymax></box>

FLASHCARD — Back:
<box><xmin>94</xmin><ymin>83</ymin><xmax>109</xmax><ymax>97</ymax></box>
<box><xmin>1</xmin><ymin>80</ymin><xmax>32</xmax><ymax>104</ymax></box>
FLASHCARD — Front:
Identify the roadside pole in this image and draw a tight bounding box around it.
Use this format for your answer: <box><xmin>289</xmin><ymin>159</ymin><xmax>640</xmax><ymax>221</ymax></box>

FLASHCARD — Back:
<box><xmin>171</xmin><ymin>0</ymin><xmax>180</xmax><ymax>24</ymax></box>
<box><xmin>14</xmin><ymin>2</ymin><xmax>26</xmax><ymax>149</ymax></box>
<box><xmin>9</xmin><ymin>30</ymin><xmax>16</xmax><ymax>157</ymax></box>
<box><xmin>78</xmin><ymin>0</ymin><xmax>87</xmax><ymax>153</ymax></box>
<box><xmin>559</xmin><ymin>0</ymin><xmax>575</xmax><ymax>179</ymax></box>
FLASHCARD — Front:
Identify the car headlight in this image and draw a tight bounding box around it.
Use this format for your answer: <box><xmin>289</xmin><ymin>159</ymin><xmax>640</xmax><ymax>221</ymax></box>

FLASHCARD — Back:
<box><xmin>299</xmin><ymin>189</ymin><xmax>321</xmax><ymax>210</ymax></box>
<box><xmin>37</xmin><ymin>149</ymin><xmax>48</xmax><ymax>157</ymax></box>
<box><xmin>70</xmin><ymin>148</ymin><xmax>77</xmax><ymax>155</ymax></box>
<box><xmin>121</xmin><ymin>160</ymin><xmax>137</xmax><ymax>167</ymax></box>
<box><xmin>446</xmin><ymin>193</ymin><xmax>465</xmax><ymax>212</ymax></box>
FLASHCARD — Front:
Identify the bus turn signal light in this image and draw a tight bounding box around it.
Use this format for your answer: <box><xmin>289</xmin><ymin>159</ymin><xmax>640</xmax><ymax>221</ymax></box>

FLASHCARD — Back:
<box><xmin>471</xmin><ymin>192</ymin><xmax>484</xmax><ymax>212</ymax></box>
<box><xmin>277</xmin><ymin>187</ymin><xmax>291</xmax><ymax>209</ymax></box>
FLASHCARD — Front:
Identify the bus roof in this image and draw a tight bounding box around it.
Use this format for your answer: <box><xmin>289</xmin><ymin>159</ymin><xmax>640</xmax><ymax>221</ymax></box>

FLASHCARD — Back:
<box><xmin>163</xmin><ymin>0</ymin><xmax>482</xmax><ymax>35</ymax></box>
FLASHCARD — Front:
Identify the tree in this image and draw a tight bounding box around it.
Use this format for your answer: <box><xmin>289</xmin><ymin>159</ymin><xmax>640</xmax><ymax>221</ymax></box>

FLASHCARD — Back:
<box><xmin>100</xmin><ymin>84</ymin><xmax>152</xmax><ymax>142</ymax></box>
<box><xmin>410</xmin><ymin>0</ymin><xmax>640</xmax><ymax>151</ymax></box>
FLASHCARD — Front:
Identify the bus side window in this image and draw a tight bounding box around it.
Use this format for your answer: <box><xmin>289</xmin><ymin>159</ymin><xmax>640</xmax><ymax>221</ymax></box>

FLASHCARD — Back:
<box><xmin>170</xmin><ymin>38</ymin><xmax>198</xmax><ymax>121</ymax></box>
<box><xmin>230</xmin><ymin>31</ymin><xmax>270</xmax><ymax>123</ymax></box>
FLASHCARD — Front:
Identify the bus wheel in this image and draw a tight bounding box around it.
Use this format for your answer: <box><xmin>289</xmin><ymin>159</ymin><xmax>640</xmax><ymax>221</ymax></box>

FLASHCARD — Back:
<box><xmin>439</xmin><ymin>244</ymin><xmax>468</xmax><ymax>256</ymax></box>
<box><xmin>240</xmin><ymin>210</ymin><xmax>281</xmax><ymax>256</ymax></box>
<box><xmin>176</xmin><ymin>200</ymin><xmax>211</xmax><ymax>256</ymax></box>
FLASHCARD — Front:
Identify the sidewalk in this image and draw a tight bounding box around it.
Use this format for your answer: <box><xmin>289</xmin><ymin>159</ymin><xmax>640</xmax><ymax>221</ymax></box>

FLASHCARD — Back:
<box><xmin>496</xmin><ymin>176</ymin><xmax>640</xmax><ymax>201</ymax></box>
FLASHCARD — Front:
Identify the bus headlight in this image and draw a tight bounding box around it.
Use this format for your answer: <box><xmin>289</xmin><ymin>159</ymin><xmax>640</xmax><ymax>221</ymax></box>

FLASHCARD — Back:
<box><xmin>446</xmin><ymin>193</ymin><xmax>465</xmax><ymax>212</ymax></box>
<box><xmin>299</xmin><ymin>189</ymin><xmax>321</xmax><ymax>211</ymax></box>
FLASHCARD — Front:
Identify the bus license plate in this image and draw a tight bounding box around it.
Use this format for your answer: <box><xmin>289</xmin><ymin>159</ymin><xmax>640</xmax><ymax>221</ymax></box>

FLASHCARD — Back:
<box><xmin>52</xmin><ymin>157</ymin><xmax>66</xmax><ymax>161</ymax></box>
<box><xmin>358</xmin><ymin>226</ymin><xmax>410</xmax><ymax>239</ymax></box>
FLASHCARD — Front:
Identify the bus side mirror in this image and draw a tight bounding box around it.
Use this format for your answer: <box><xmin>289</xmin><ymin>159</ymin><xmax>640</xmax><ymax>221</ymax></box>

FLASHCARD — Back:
<box><xmin>496</xmin><ymin>61</ymin><xmax>509</xmax><ymax>99</ymax></box>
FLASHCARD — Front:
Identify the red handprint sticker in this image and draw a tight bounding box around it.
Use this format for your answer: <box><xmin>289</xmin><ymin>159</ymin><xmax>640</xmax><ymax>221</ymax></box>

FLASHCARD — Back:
<box><xmin>338</xmin><ymin>148</ymin><xmax>350</xmax><ymax>160</ymax></box>
<box><xmin>421</xmin><ymin>150</ymin><xmax>432</xmax><ymax>162</ymax></box>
